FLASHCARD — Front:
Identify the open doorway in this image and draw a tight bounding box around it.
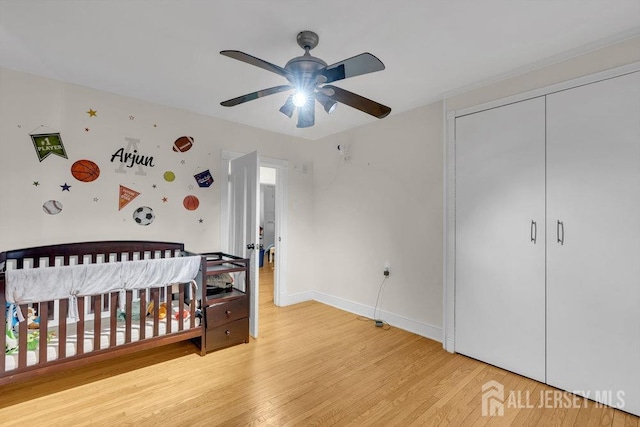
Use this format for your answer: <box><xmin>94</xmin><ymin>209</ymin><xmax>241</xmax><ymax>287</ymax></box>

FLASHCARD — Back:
<box><xmin>221</xmin><ymin>151</ymin><xmax>288</xmax><ymax>324</ymax></box>
<box><xmin>259</xmin><ymin>167</ymin><xmax>276</xmax><ymax>305</ymax></box>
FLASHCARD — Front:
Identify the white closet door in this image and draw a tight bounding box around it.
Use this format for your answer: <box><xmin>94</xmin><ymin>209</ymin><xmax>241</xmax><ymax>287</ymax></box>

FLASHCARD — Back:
<box><xmin>546</xmin><ymin>71</ymin><xmax>640</xmax><ymax>416</ymax></box>
<box><xmin>455</xmin><ymin>97</ymin><xmax>546</xmax><ymax>382</ymax></box>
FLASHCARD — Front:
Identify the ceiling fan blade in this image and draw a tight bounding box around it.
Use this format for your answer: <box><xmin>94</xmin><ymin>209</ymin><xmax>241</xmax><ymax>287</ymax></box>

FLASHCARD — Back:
<box><xmin>220</xmin><ymin>85</ymin><xmax>293</xmax><ymax>107</ymax></box>
<box><xmin>318</xmin><ymin>53</ymin><xmax>385</xmax><ymax>84</ymax></box>
<box><xmin>323</xmin><ymin>85</ymin><xmax>391</xmax><ymax>119</ymax></box>
<box><xmin>220</xmin><ymin>50</ymin><xmax>293</xmax><ymax>80</ymax></box>
<box><xmin>297</xmin><ymin>104</ymin><xmax>315</xmax><ymax>128</ymax></box>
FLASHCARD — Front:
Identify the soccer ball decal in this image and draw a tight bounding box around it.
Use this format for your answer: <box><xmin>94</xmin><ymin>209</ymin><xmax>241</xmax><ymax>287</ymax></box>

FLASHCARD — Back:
<box><xmin>133</xmin><ymin>206</ymin><xmax>155</xmax><ymax>226</ymax></box>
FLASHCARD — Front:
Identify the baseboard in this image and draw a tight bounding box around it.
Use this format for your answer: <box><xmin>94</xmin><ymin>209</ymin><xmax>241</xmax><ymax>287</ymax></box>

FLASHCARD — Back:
<box><xmin>445</xmin><ymin>337</ymin><xmax>455</xmax><ymax>353</ymax></box>
<box><xmin>278</xmin><ymin>291</ymin><xmax>314</xmax><ymax>306</ymax></box>
<box><xmin>312</xmin><ymin>291</ymin><xmax>443</xmax><ymax>343</ymax></box>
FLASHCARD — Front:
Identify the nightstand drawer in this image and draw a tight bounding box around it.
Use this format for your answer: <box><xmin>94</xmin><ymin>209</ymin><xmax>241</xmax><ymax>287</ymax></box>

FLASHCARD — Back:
<box><xmin>205</xmin><ymin>297</ymin><xmax>248</xmax><ymax>328</ymax></box>
<box><xmin>205</xmin><ymin>318</ymin><xmax>249</xmax><ymax>352</ymax></box>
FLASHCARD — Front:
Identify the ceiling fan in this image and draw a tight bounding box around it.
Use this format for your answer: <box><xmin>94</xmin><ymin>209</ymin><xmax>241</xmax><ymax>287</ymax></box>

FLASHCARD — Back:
<box><xmin>220</xmin><ymin>30</ymin><xmax>391</xmax><ymax>128</ymax></box>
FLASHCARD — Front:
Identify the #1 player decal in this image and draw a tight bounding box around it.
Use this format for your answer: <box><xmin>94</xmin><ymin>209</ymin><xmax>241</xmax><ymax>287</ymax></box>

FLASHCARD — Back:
<box><xmin>30</xmin><ymin>132</ymin><xmax>68</xmax><ymax>162</ymax></box>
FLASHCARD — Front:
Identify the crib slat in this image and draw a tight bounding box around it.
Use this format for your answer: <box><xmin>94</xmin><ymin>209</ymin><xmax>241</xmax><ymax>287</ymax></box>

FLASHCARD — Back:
<box><xmin>0</xmin><ymin>290</ymin><xmax>6</xmax><ymax>373</ymax></box>
<box><xmin>110</xmin><ymin>292</ymin><xmax>118</xmax><ymax>348</ymax></box>
<box><xmin>93</xmin><ymin>296</ymin><xmax>101</xmax><ymax>351</ymax></box>
<box><xmin>152</xmin><ymin>288</ymin><xmax>160</xmax><ymax>337</ymax></box>
<box><xmin>77</xmin><ymin>297</ymin><xmax>85</xmax><ymax>354</ymax></box>
<box><xmin>165</xmin><ymin>285</ymin><xmax>172</xmax><ymax>335</ymax></box>
<box><xmin>39</xmin><ymin>301</ymin><xmax>49</xmax><ymax>363</ymax></box>
<box><xmin>125</xmin><ymin>291</ymin><xmax>132</xmax><ymax>343</ymax></box>
<box><xmin>178</xmin><ymin>283</ymin><xmax>185</xmax><ymax>332</ymax></box>
<box><xmin>139</xmin><ymin>290</ymin><xmax>146</xmax><ymax>341</ymax></box>
<box><xmin>18</xmin><ymin>305</ymin><xmax>27</xmax><ymax>368</ymax></box>
<box><xmin>59</xmin><ymin>299</ymin><xmax>68</xmax><ymax>359</ymax></box>
<box><xmin>190</xmin><ymin>282</ymin><xmax>196</xmax><ymax>329</ymax></box>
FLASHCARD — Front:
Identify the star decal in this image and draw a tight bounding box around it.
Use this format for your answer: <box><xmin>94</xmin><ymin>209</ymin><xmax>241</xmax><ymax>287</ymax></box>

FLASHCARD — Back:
<box><xmin>152</xmin><ymin>184</ymin><xmax>157</xmax><ymax>189</ymax></box>
<box><xmin>17</xmin><ymin>125</ymin><xmax>22</xmax><ymax>128</ymax></box>
<box><xmin>93</xmin><ymin>197</ymin><xmax>99</xmax><ymax>202</ymax></box>
<box><xmin>85</xmin><ymin>127</ymin><xmax>90</xmax><ymax>132</ymax></box>
<box><xmin>129</xmin><ymin>115</ymin><xmax>135</xmax><ymax>120</ymax></box>
<box><xmin>60</xmin><ymin>183</ymin><xmax>71</xmax><ymax>191</ymax></box>
<box><xmin>153</xmin><ymin>124</ymin><xmax>157</xmax><ymax>128</ymax></box>
<box><xmin>33</xmin><ymin>181</ymin><xmax>40</xmax><ymax>187</ymax></box>
<box><xmin>180</xmin><ymin>160</ymin><xmax>185</xmax><ymax>165</ymax></box>
<box><xmin>188</xmin><ymin>184</ymin><xmax>194</xmax><ymax>190</ymax></box>
<box><xmin>87</xmin><ymin>109</ymin><xmax>97</xmax><ymax>117</ymax></box>
<box><xmin>198</xmin><ymin>218</ymin><xmax>204</xmax><ymax>223</ymax></box>
<box><xmin>162</xmin><ymin>197</ymin><xmax>168</xmax><ymax>203</ymax></box>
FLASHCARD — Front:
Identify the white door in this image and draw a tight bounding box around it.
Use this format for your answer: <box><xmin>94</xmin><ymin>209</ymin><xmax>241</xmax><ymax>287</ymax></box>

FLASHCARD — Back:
<box><xmin>546</xmin><ymin>72</ymin><xmax>640</xmax><ymax>415</ymax></box>
<box><xmin>228</xmin><ymin>151</ymin><xmax>260</xmax><ymax>338</ymax></box>
<box><xmin>455</xmin><ymin>97</ymin><xmax>546</xmax><ymax>382</ymax></box>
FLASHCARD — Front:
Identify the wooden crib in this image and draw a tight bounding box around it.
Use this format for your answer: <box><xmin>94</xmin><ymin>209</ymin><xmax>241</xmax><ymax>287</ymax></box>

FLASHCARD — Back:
<box><xmin>0</xmin><ymin>241</ymin><xmax>207</xmax><ymax>385</ymax></box>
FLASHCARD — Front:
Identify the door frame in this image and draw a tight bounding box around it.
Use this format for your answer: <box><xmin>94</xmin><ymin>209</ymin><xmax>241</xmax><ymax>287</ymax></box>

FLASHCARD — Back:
<box><xmin>442</xmin><ymin>61</ymin><xmax>640</xmax><ymax>353</ymax></box>
<box><xmin>221</xmin><ymin>150</ymin><xmax>289</xmax><ymax>307</ymax></box>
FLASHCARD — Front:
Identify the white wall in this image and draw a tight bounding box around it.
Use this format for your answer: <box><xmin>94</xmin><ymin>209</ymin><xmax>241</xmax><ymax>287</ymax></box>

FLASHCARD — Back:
<box><xmin>0</xmin><ymin>68</ymin><xmax>316</xmax><ymax>296</ymax></box>
<box><xmin>309</xmin><ymin>102</ymin><xmax>444</xmax><ymax>341</ymax></box>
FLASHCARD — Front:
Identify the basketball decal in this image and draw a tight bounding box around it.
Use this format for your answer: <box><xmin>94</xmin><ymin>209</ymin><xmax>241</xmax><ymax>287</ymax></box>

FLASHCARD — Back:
<box><xmin>173</xmin><ymin>136</ymin><xmax>194</xmax><ymax>153</ymax></box>
<box><xmin>183</xmin><ymin>195</ymin><xmax>199</xmax><ymax>211</ymax></box>
<box><xmin>164</xmin><ymin>171</ymin><xmax>176</xmax><ymax>182</ymax></box>
<box><xmin>42</xmin><ymin>200</ymin><xmax>63</xmax><ymax>215</ymax></box>
<box><xmin>71</xmin><ymin>159</ymin><xmax>101</xmax><ymax>182</ymax></box>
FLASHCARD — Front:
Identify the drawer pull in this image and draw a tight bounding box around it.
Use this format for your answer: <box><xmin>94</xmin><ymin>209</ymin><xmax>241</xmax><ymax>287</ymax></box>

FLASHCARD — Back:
<box><xmin>225</xmin><ymin>330</ymin><xmax>231</xmax><ymax>336</ymax></box>
<box><xmin>225</xmin><ymin>310</ymin><xmax>232</xmax><ymax>317</ymax></box>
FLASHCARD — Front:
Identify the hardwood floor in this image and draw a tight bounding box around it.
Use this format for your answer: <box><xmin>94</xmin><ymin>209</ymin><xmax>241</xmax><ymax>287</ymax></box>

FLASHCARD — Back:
<box><xmin>0</xmin><ymin>262</ymin><xmax>638</xmax><ymax>426</ymax></box>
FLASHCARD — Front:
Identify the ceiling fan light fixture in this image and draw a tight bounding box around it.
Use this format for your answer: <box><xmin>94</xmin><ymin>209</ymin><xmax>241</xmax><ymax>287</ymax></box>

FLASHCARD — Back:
<box><xmin>279</xmin><ymin>95</ymin><xmax>295</xmax><ymax>118</ymax></box>
<box><xmin>321</xmin><ymin>98</ymin><xmax>337</xmax><ymax>114</ymax></box>
<box><xmin>292</xmin><ymin>91</ymin><xmax>310</xmax><ymax>107</ymax></box>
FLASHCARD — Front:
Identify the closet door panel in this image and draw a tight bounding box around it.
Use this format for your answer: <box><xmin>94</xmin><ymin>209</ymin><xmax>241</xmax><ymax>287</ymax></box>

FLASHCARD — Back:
<box><xmin>546</xmin><ymin>71</ymin><xmax>640</xmax><ymax>416</ymax></box>
<box><xmin>455</xmin><ymin>97</ymin><xmax>546</xmax><ymax>382</ymax></box>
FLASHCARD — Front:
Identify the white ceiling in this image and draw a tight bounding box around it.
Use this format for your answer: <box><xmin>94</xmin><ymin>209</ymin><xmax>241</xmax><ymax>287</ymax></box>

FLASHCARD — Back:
<box><xmin>1</xmin><ymin>1</ymin><xmax>639</xmax><ymax>140</ymax></box>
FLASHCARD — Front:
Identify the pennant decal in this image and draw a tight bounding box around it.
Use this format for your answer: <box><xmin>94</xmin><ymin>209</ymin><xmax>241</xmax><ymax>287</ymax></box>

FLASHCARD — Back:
<box><xmin>30</xmin><ymin>133</ymin><xmax>68</xmax><ymax>162</ymax></box>
<box><xmin>119</xmin><ymin>185</ymin><xmax>141</xmax><ymax>211</ymax></box>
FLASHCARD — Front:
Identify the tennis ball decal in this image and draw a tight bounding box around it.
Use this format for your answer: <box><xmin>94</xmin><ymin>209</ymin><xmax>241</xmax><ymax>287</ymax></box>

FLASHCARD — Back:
<box><xmin>163</xmin><ymin>171</ymin><xmax>176</xmax><ymax>182</ymax></box>
<box><xmin>43</xmin><ymin>200</ymin><xmax>63</xmax><ymax>215</ymax></box>
<box><xmin>71</xmin><ymin>159</ymin><xmax>100</xmax><ymax>182</ymax></box>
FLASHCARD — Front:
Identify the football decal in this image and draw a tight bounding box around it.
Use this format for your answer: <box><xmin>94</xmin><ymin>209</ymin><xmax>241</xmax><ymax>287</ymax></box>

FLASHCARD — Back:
<box><xmin>42</xmin><ymin>200</ymin><xmax>63</xmax><ymax>215</ymax></box>
<box><xmin>71</xmin><ymin>159</ymin><xmax>101</xmax><ymax>182</ymax></box>
<box><xmin>133</xmin><ymin>206</ymin><xmax>155</xmax><ymax>226</ymax></box>
<box><xmin>183</xmin><ymin>195</ymin><xmax>199</xmax><ymax>211</ymax></box>
<box><xmin>172</xmin><ymin>136</ymin><xmax>194</xmax><ymax>153</ymax></box>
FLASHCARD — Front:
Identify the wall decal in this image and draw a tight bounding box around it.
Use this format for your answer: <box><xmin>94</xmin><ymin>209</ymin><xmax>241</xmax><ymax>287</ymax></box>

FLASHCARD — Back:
<box><xmin>163</xmin><ymin>171</ymin><xmax>175</xmax><ymax>182</ymax></box>
<box><xmin>112</xmin><ymin>137</ymin><xmax>154</xmax><ymax>176</ymax></box>
<box><xmin>133</xmin><ymin>206</ymin><xmax>155</xmax><ymax>226</ymax></box>
<box><xmin>194</xmin><ymin>169</ymin><xmax>214</xmax><ymax>188</ymax></box>
<box><xmin>33</xmin><ymin>181</ymin><xmax>40</xmax><ymax>187</ymax></box>
<box><xmin>172</xmin><ymin>136</ymin><xmax>194</xmax><ymax>152</ymax></box>
<box><xmin>42</xmin><ymin>200</ymin><xmax>63</xmax><ymax>215</ymax></box>
<box><xmin>93</xmin><ymin>198</ymin><xmax>99</xmax><ymax>202</ymax></box>
<box><xmin>60</xmin><ymin>183</ymin><xmax>71</xmax><ymax>191</ymax></box>
<box><xmin>87</xmin><ymin>109</ymin><xmax>97</xmax><ymax>117</ymax></box>
<box><xmin>71</xmin><ymin>159</ymin><xmax>101</xmax><ymax>183</ymax></box>
<box><xmin>30</xmin><ymin>130</ymin><xmax>68</xmax><ymax>162</ymax></box>
<box><xmin>162</xmin><ymin>197</ymin><xmax>168</xmax><ymax>203</ymax></box>
<box><xmin>183</xmin><ymin>195</ymin><xmax>199</xmax><ymax>211</ymax></box>
<box><xmin>85</xmin><ymin>127</ymin><xmax>90</xmax><ymax>132</ymax></box>
<box><xmin>198</xmin><ymin>219</ymin><xmax>204</xmax><ymax>223</ymax></box>
<box><xmin>118</xmin><ymin>185</ymin><xmax>140</xmax><ymax>211</ymax></box>
<box><xmin>129</xmin><ymin>115</ymin><xmax>135</xmax><ymax>120</ymax></box>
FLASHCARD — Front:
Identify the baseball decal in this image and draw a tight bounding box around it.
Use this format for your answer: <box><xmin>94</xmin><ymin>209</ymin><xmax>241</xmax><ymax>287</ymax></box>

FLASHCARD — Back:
<box><xmin>173</xmin><ymin>136</ymin><xmax>194</xmax><ymax>153</ymax></box>
<box><xmin>71</xmin><ymin>159</ymin><xmax>101</xmax><ymax>182</ymax></box>
<box><xmin>43</xmin><ymin>200</ymin><xmax>63</xmax><ymax>215</ymax></box>
<box><xmin>183</xmin><ymin>195</ymin><xmax>199</xmax><ymax>211</ymax></box>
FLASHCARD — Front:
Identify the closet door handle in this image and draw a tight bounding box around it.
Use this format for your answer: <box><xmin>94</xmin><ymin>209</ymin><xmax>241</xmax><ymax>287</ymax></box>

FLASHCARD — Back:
<box><xmin>530</xmin><ymin>220</ymin><xmax>537</xmax><ymax>243</ymax></box>
<box><xmin>557</xmin><ymin>220</ymin><xmax>564</xmax><ymax>245</ymax></box>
